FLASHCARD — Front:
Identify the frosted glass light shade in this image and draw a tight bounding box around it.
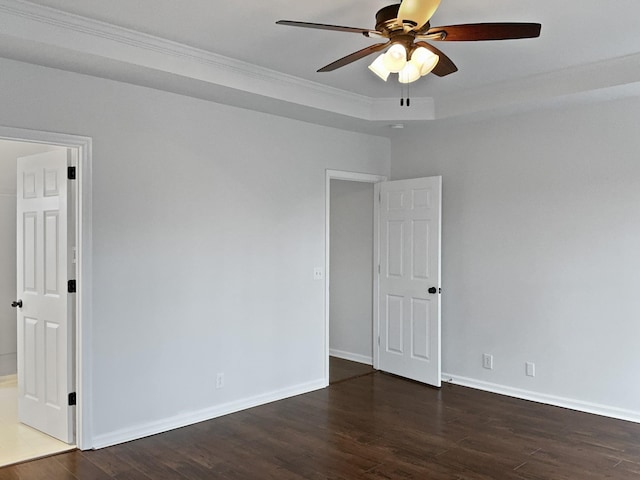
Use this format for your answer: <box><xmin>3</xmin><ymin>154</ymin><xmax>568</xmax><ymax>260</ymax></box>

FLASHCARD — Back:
<box><xmin>368</xmin><ymin>54</ymin><xmax>390</xmax><ymax>81</ymax></box>
<box><xmin>397</xmin><ymin>0</ymin><xmax>442</xmax><ymax>28</ymax></box>
<box><xmin>398</xmin><ymin>62</ymin><xmax>420</xmax><ymax>84</ymax></box>
<box><xmin>382</xmin><ymin>44</ymin><xmax>407</xmax><ymax>73</ymax></box>
<box><xmin>410</xmin><ymin>47</ymin><xmax>440</xmax><ymax>76</ymax></box>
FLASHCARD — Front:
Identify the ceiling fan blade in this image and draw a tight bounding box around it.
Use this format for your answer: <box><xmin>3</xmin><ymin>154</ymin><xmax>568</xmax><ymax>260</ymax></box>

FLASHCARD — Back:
<box><xmin>276</xmin><ymin>20</ymin><xmax>373</xmax><ymax>35</ymax></box>
<box><xmin>318</xmin><ymin>42</ymin><xmax>390</xmax><ymax>72</ymax></box>
<box><xmin>397</xmin><ymin>0</ymin><xmax>442</xmax><ymax>29</ymax></box>
<box><xmin>414</xmin><ymin>42</ymin><xmax>457</xmax><ymax>77</ymax></box>
<box><xmin>427</xmin><ymin>23</ymin><xmax>542</xmax><ymax>41</ymax></box>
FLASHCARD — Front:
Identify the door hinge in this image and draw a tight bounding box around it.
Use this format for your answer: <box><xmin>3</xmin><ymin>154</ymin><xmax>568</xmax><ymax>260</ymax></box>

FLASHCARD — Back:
<box><xmin>67</xmin><ymin>280</ymin><xmax>76</xmax><ymax>293</ymax></box>
<box><xmin>67</xmin><ymin>166</ymin><xmax>76</xmax><ymax>180</ymax></box>
<box><xmin>68</xmin><ymin>392</ymin><xmax>76</xmax><ymax>406</ymax></box>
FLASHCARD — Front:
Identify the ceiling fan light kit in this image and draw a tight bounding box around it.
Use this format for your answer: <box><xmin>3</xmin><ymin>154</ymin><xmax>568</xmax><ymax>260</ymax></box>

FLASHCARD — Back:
<box><xmin>368</xmin><ymin>54</ymin><xmax>391</xmax><ymax>81</ymax></box>
<box><xmin>277</xmin><ymin>0</ymin><xmax>541</xmax><ymax>91</ymax></box>
<box><xmin>370</xmin><ymin>45</ymin><xmax>440</xmax><ymax>84</ymax></box>
<box><xmin>411</xmin><ymin>47</ymin><xmax>439</xmax><ymax>76</ymax></box>
<box><xmin>382</xmin><ymin>43</ymin><xmax>407</xmax><ymax>72</ymax></box>
<box><xmin>398</xmin><ymin>61</ymin><xmax>420</xmax><ymax>84</ymax></box>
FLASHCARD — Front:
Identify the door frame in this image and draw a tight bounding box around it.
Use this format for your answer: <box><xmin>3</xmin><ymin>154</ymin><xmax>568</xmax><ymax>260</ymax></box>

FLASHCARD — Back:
<box><xmin>0</xmin><ymin>125</ymin><xmax>92</xmax><ymax>450</ymax></box>
<box><xmin>324</xmin><ymin>170</ymin><xmax>387</xmax><ymax>386</ymax></box>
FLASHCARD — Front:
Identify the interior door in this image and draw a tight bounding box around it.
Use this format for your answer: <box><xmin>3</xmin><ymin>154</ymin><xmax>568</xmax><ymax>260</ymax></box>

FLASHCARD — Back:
<box><xmin>376</xmin><ymin>176</ymin><xmax>442</xmax><ymax>386</ymax></box>
<box><xmin>16</xmin><ymin>149</ymin><xmax>74</xmax><ymax>443</ymax></box>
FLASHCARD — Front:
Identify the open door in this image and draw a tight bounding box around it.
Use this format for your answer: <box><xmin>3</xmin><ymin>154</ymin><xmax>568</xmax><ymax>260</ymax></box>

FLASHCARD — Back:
<box><xmin>375</xmin><ymin>176</ymin><xmax>442</xmax><ymax>387</ymax></box>
<box><xmin>15</xmin><ymin>149</ymin><xmax>74</xmax><ymax>443</ymax></box>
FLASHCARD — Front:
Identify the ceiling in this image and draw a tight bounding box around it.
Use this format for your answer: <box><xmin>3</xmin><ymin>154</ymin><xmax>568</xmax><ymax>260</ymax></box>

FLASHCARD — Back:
<box><xmin>1</xmin><ymin>0</ymin><xmax>640</xmax><ymax>131</ymax></box>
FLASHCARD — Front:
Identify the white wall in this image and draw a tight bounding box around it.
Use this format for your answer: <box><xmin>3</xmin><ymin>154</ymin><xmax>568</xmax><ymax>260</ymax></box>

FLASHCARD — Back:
<box><xmin>329</xmin><ymin>180</ymin><xmax>374</xmax><ymax>364</ymax></box>
<box><xmin>0</xmin><ymin>140</ymin><xmax>62</xmax><ymax>377</ymax></box>
<box><xmin>390</xmin><ymin>97</ymin><xmax>640</xmax><ymax>419</ymax></box>
<box><xmin>0</xmin><ymin>58</ymin><xmax>390</xmax><ymax>445</ymax></box>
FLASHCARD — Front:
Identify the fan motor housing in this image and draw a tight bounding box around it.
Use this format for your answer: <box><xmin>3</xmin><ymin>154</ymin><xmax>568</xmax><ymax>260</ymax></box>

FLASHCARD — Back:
<box><xmin>375</xmin><ymin>4</ymin><xmax>403</xmax><ymax>33</ymax></box>
<box><xmin>375</xmin><ymin>3</ymin><xmax>432</xmax><ymax>36</ymax></box>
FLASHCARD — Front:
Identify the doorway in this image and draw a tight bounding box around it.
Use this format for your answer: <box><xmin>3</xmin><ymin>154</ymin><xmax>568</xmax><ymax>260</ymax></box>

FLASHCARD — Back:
<box><xmin>325</xmin><ymin>171</ymin><xmax>443</xmax><ymax>388</ymax></box>
<box><xmin>0</xmin><ymin>126</ymin><xmax>92</xmax><ymax>465</ymax></box>
<box><xmin>0</xmin><ymin>139</ymin><xmax>76</xmax><ymax>465</ymax></box>
<box><xmin>325</xmin><ymin>170</ymin><xmax>387</xmax><ymax>385</ymax></box>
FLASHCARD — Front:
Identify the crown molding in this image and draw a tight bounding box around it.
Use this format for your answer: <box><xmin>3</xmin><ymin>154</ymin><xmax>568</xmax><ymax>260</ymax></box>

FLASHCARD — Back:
<box><xmin>0</xmin><ymin>0</ymin><xmax>437</xmax><ymax>122</ymax></box>
<box><xmin>437</xmin><ymin>52</ymin><xmax>640</xmax><ymax>120</ymax></box>
<box><xmin>0</xmin><ymin>0</ymin><xmax>637</xmax><ymax>130</ymax></box>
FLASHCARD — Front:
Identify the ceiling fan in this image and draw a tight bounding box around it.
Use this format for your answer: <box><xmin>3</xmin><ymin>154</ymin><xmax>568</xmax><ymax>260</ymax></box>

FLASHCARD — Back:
<box><xmin>276</xmin><ymin>0</ymin><xmax>541</xmax><ymax>84</ymax></box>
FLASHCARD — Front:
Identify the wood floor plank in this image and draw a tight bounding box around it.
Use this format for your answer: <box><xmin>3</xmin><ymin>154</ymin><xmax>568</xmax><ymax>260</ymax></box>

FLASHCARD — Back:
<box><xmin>330</xmin><ymin>357</ymin><xmax>375</xmax><ymax>384</ymax></box>
<box><xmin>81</xmin><ymin>446</ymin><xmax>149</xmax><ymax>478</ymax></box>
<box><xmin>2</xmin><ymin>368</ymin><xmax>640</xmax><ymax>479</ymax></box>
<box><xmin>1</xmin><ymin>455</ymin><xmax>78</xmax><ymax>480</ymax></box>
<box><xmin>52</xmin><ymin>451</ymin><xmax>112</xmax><ymax>480</ymax></box>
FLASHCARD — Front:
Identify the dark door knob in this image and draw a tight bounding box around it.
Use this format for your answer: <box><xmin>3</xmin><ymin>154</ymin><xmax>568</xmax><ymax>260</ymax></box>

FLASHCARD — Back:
<box><xmin>428</xmin><ymin>287</ymin><xmax>437</xmax><ymax>294</ymax></box>
<box><xmin>11</xmin><ymin>300</ymin><xmax>23</xmax><ymax>308</ymax></box>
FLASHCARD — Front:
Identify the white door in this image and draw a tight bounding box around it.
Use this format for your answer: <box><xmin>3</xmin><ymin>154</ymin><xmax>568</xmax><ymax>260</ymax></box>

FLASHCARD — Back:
<box><xmin>376</xmin><ymin>176</ymin><xmax>442</xmax><ymax>386</ymax></box>
<box><xmin>16</xmin><ymin>150</ymin><xmax>74</xmax><ymax>443</ymax></box>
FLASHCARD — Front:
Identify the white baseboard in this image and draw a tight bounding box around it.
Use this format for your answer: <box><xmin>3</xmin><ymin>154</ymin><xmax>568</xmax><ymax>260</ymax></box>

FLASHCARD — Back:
<box><xmin>443</xmin><ymin>373</ymin><xmax>640</xmax><ymax>425</ymax></box>
<box><xmin>329</xmin><ymin>349</ymin><xmax>373</xmax><ymax>366</ymax></box>
<box><xmin>90</xmin><ymin>379</ymin><xmax>326</xmax><ymax>449</ymax></box>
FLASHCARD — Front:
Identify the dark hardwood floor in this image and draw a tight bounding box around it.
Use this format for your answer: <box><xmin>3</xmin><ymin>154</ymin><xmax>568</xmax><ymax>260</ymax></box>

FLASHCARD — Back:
<box><xmin>329</xmin><ymin>356</ymin><xmax>375</xmax><ymax>384</ymax></box>
<box><xmin>2</xmin><ymin>372</ymin><xmax>640</xmax><ymax>479</ymax></box>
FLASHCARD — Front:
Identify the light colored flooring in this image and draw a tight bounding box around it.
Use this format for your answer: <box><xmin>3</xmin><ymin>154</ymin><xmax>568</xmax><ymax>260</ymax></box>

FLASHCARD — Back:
<box><xmin>0</xmin><ymin>375</ymin><xmax>75</xmax><ymax>468</ymax></box>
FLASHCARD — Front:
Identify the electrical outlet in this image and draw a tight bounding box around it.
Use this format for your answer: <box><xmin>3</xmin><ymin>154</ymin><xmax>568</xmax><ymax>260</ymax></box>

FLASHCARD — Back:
<box><xmin>526</xmin><ymin>362</ymin><xmax>536</xmax><ymax>377</ymax></box>
<box><xmin>482</xmin><ymin>354</ymin><xmax>494</xmax><ymax>370</ymax></box>
<box><xmin>313</xmin><ymin>267</ymin><xmax>324</xmax><ymax>280</ymax></box>
<box><xmin>216</xmin><ymin>373</ymin><xmax>225</xmax><ymax>389</ymax></box>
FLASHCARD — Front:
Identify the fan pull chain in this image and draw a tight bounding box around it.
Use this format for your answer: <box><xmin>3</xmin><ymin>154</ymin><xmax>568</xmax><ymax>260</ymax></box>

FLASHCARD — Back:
<box><xmin>399</xmin><ymin>83</ymin><xmax>411</xmax><ymax>107</ymax></box>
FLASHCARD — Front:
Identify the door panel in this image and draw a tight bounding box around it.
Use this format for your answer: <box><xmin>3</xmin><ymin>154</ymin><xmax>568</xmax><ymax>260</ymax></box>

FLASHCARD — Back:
<box><xmin>386</xmin><ymin>294</ymin><xmax>404</xmax><ymax>353</ymax></box>
<box><xmin>17</xmin><ymin>149</ymin><xmax>73</xmax><ymax>444</ymax></box>
<box><xmin>23</xmin><ymin>317</ymin><xmax>38</xmax><ymax>398</ymax></box>
<box><xmin>23</xmin><ymin>212</ymin><xmax>37</xmax><ymax>291</ymax></box>
<box><xmin>411</xmin><ymin>297</ymin><xmax>430</xmax><ymax>360</ymax></box>
<box><xmin>412</xmin><ymin>220</ymin><xmax>430</xmax><ymax>279</ymax></box>
<box><xmin>377</xmin><ymin>176</ymin><xmax>442</xmax><ymax>386</ymax></box>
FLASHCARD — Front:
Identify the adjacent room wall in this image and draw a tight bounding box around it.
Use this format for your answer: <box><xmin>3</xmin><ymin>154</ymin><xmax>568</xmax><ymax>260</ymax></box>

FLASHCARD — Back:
<box><xmin>390</xmin><ymin>97</ymin><xmax>640</xmax><ymax>419</ymax></box>
<box><xmin>329</xmin><ymin>180</ymin><xmax>374</xmax><ymax>364</ymax></box>
<box><xmin>0</xmin><ymin>146</ymin><xmax>16</xmax><ymax>378</ymax></box>
<box><xmin>0</xmin><ymin>140</ymin><xmax>62</xmax><ymax>377</ymax></box>
<box><xmin>0</xmin><ymin>58</ymin><xmax>391</xmax><ymax>446</ymax></box>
